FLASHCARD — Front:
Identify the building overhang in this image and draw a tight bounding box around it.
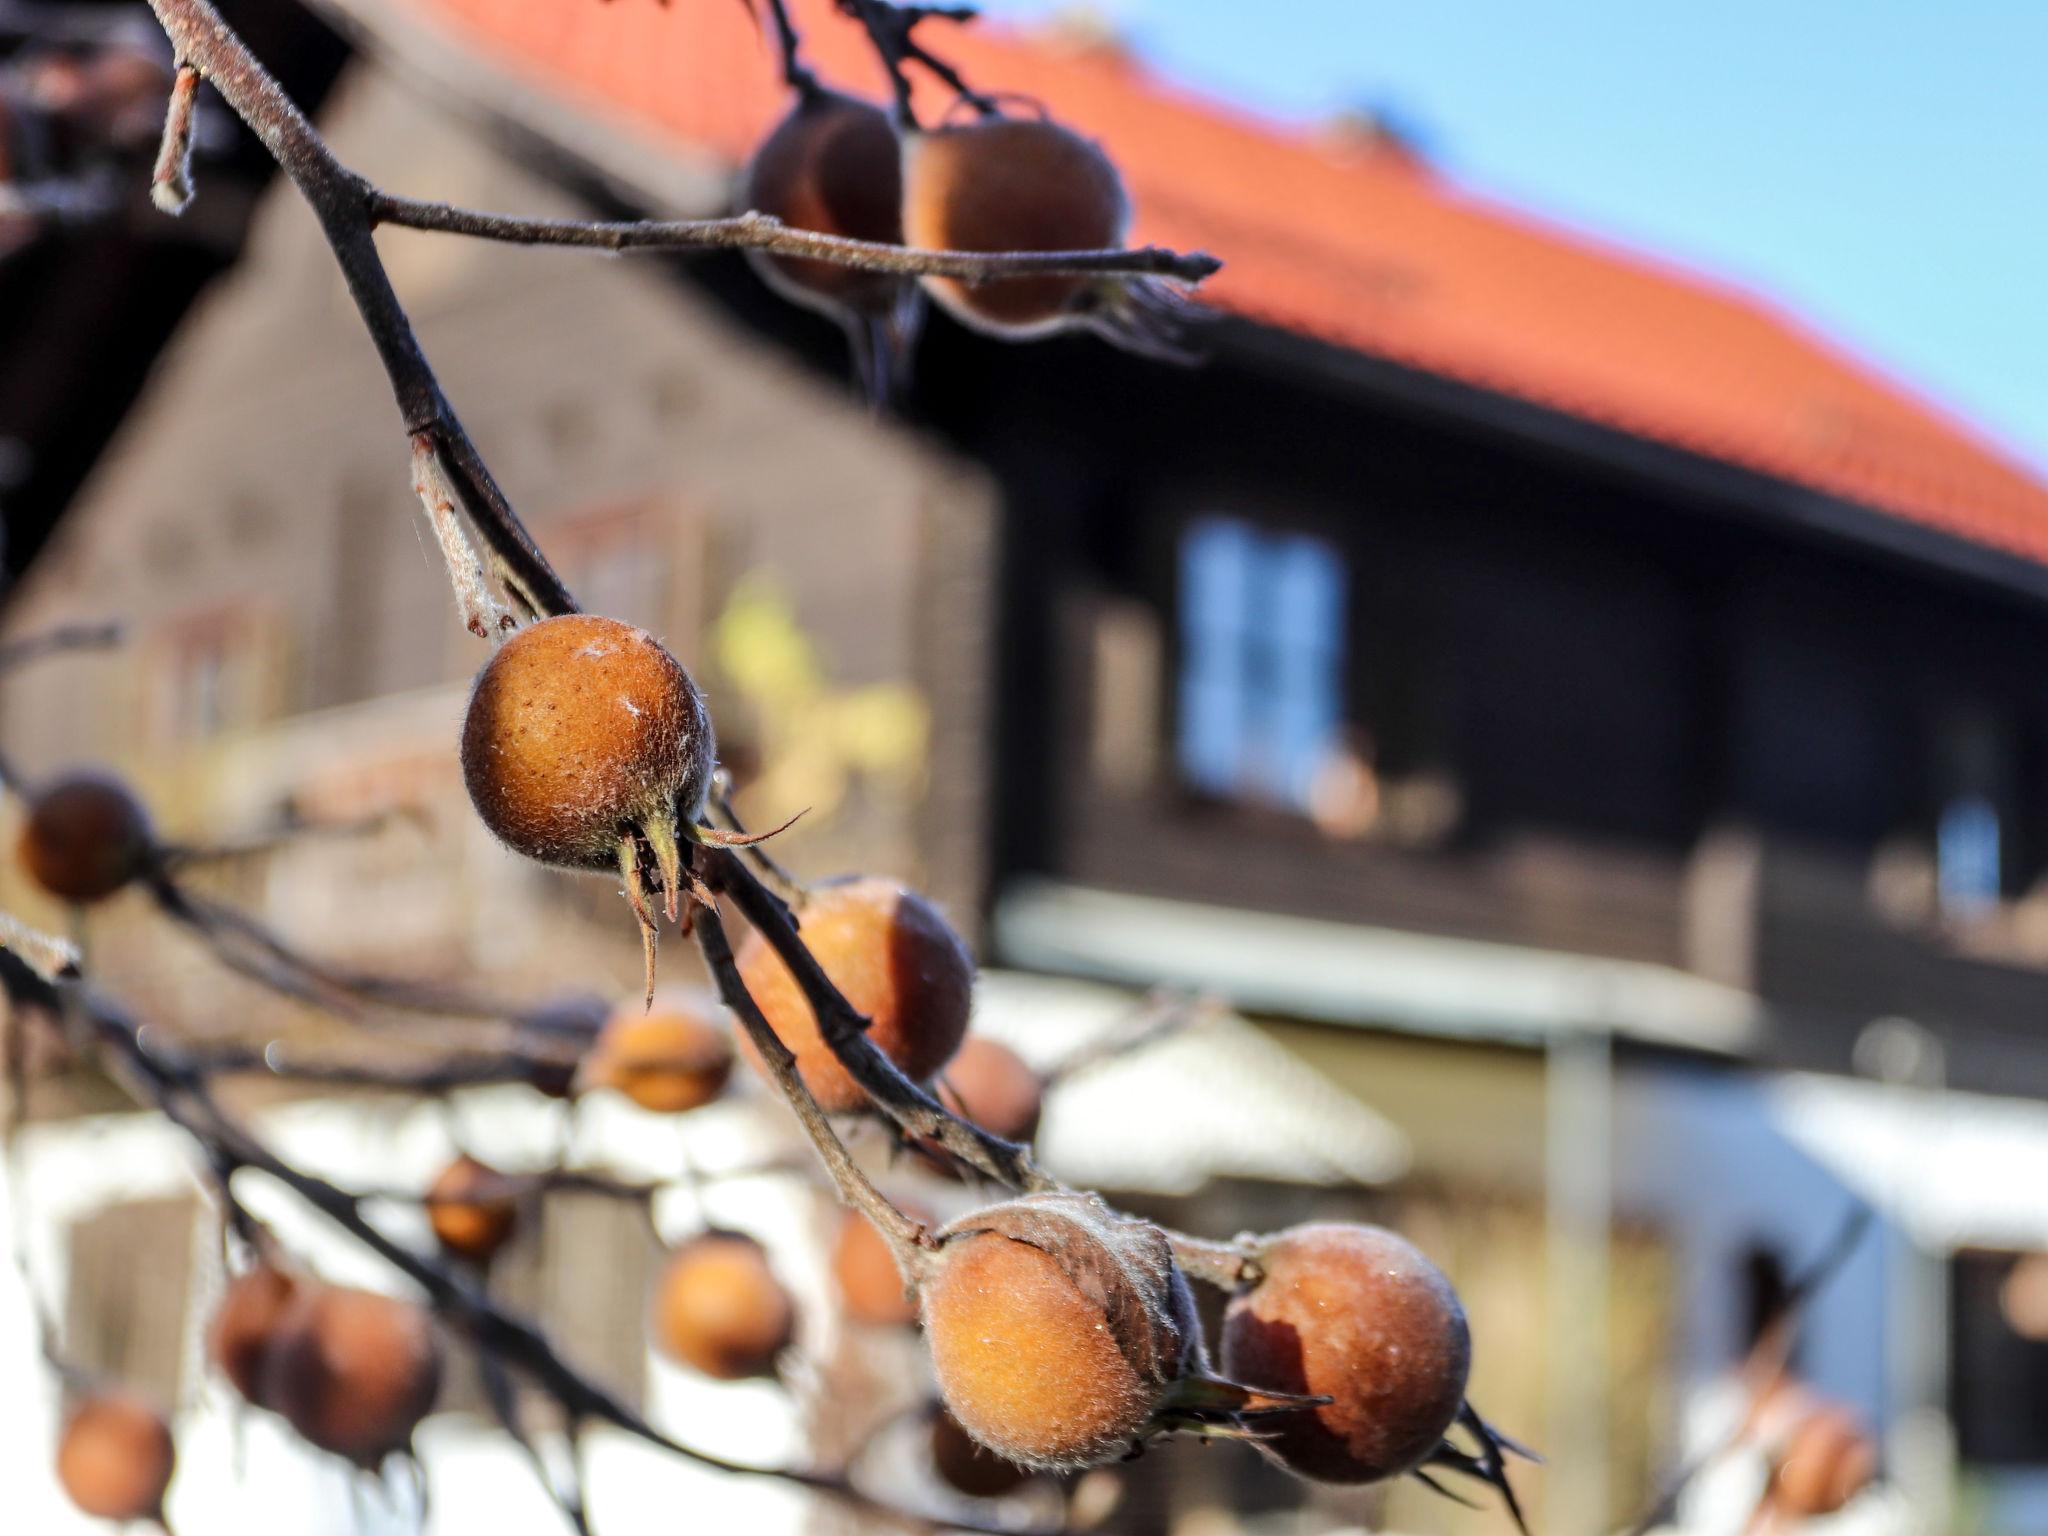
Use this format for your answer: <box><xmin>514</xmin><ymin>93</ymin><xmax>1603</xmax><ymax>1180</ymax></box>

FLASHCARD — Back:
<box><xmin>993</xmin><ymin>876</ymin><xmax>1765</xmax><ymax>1056</ymax></box>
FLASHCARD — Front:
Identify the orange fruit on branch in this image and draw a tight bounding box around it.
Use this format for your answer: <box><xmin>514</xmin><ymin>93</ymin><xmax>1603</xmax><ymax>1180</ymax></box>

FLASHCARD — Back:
<box><xmin>652</xmin><ymin>1231</ymin><xmax>796</xmax><ymax>1381</ymax></box>
<box><xmin>262</xmin><ymin>1284</ymin><xmax>443</xmax><ymax>1467</ymax></box>
<box><xmin>56</xmin><ymin>1390</ymin><xmax>176</xmax><ymax>1523</ymax></box>
<box><xmin>734</xmin><ymin>876</ymin><xmax>973</xmax><ymax>1114</ymax></box>
<box><xmin>18</xmin><ymin>768</ymin><xmax>154</xmax><ymax>903</ymax></box>
<box><xmin>425</xmin><ymin>1153</ymin><xmax>520</xmax><ymax>1264</ymax></box>
<box><xmin>1219</xmin><ymin>1223</ymin><xmax>1471</xmax><ymax>1484</ymax></box>
<box><xmin>579</xmin><ymin>990</ymin><xmax>734</xmax><ymax>1113</ymax></box>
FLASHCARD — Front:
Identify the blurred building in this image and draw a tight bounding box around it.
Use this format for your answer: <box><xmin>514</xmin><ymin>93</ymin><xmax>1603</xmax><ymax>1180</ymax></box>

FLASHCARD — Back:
<box><xmin>8</xmin><ymin>1</ymin><xmax>2048</xmax><ymax>1533</ymax></box>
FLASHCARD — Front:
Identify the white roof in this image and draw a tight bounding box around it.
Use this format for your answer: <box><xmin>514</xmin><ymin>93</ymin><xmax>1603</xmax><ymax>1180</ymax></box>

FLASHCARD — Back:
<box><xmin>995</xmin><ymin>877</ymin><xmax>1764</xmax><ymax>1053</ymax></box>
<box><xmin>1769</xmin><ymin>1072</ymin><xmax>2048</xmax><ymax>1252</ymax></box>
<box><xmin>972</xmin><ymin>968</ymin><xmax>1410</xmax><ymax>1194</ymax></box>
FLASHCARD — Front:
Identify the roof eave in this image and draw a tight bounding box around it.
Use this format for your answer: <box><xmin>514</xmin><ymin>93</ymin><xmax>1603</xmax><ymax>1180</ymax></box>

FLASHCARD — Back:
<box><xmin>1220</xmin><ymin>318</ymin><xmax>2048</xmax><ymax>608</ymax></box>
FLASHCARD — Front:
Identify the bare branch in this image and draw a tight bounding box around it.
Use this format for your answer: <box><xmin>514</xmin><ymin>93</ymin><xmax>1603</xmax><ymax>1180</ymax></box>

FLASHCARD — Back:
<box><xmin>411</xmin><ymin>432</ymin><xmax>514</xmax><ymax>640</ymax></box>
<box><xmin>368</xmin><ymin>194</ymin><xmax>1220</xmax><ymax>286</ymax></box>
<box><xmin>141</xmin><ymin>0</ymin><xmax>578</xmax><ymax>619</ymax></box>
<box><xmin>151</xmin><ymin>62</ymin><xmax>201</xmax><ymax>214</ymax></box>
<box><xmin>695</xmin><ymin>905</ymin><xmax>933</xmax><ymax>1277</ymax></box>
<box><xmin>705</xmin><ymin>849</ymin><xmax>1056</xmax><ymax>1192</ymax></box>
<box><xmin>1618</xmin><ymin>1208</ymin><xmax>1874</xmax><ymax>1536</ymax></box>
<box><xmin>33</xmin><ymin>966</ymin><xmax>1056</xmax><ymax>1536</ymax></box>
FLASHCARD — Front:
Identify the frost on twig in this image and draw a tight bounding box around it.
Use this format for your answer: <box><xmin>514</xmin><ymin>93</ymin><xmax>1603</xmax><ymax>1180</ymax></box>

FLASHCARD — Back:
<box><xmin>411</xmin><ymin>433</ymin><xmax>514</xmax><ymax>641</ymax></box>
<box><xmin>150</xmin><ymin>62</ymin><xmax>200</xmax><ymax>214</ymax></box>
<box><xmin>0</xmin><ymin>912</ymin><xmax>80</xmax><ymax>982</ymax></box>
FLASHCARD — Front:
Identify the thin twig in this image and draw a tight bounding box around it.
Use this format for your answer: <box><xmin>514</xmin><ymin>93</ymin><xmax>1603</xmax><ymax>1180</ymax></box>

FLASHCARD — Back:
<box><xmin>30</xmin><ymin>966</ymin><xmax>1055</xmax><ymax>1536</ymax></box>
<box><xmin>1039</xmin><ymin>991</ymin><xmax>1217</xmax><ymax>1088</ymax></box>
<box><xmin>412</xmin><ymin>433</ymin><xmax>514</xmax><ymax>640</ymax></box>
<box><xmin>695</xmin><ymin>906</ymin><xmax>932</xmax><ymax>1276</ymax></box>
<box><xmin>142</xmin><ymin>0</ymin><xmax>578</xmax><ymax>619</ymax></box>
<box><xmin>150</xmin><ymin>62</ymin><xmax>200</xmax><ymax>214</ymax></box>
<box><xmin>165</xmin><ymin>1038</ymin><xmax>579</xmax><ymax>1097</ymax></box>
<box><xmin>758</xmin><ymin>0</ymin><xmax>819</xmax><ymax>95</ymax></box>
<box><xmin>1619</xmin><ymin>1208</ymin><xmax>1874</xmax><ymax>1536</ymax></box>
<box><xmin>707</xmin><ymin>849</ymin><xmax>1057</xmax><ymax>1193</ymax></box>
<box><xmin>369</xmin><ymin>194</ymin><xmax>1217</xmax><ymax>284</ymax></box>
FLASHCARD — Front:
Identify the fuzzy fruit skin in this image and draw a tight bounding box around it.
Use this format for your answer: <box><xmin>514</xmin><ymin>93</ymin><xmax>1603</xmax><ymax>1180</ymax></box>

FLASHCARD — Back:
<box><xmin>921</xmin><ymin>1192</ymin><xmax>1199</xmax><ymax>1471</ymax></box>
<box><xmin>735</xmin><ymin>877</ymin><xmax>973</xmax><ymax>1113</ymax></box>
<box><xmin>208</xmin><ymin>1262</ymin><xmax>301</xmax><ymax>1407</ymax></box>
<box><xmin>263</xmin><ymin>1285</ymin><xmax>443</xmax><ymax>1467</ymax></box>
<box><xmin>901</xmin><ymin>119</ymin><xmax>1129</xmax><ymax>334</ymax></box>
<box><xmin>1773</xmin><ymin>1403</ymin><xmax>1876</xmax><ymax>1517</ymax></box>
<box><xmin>460</xmin><ymin>614</ymin><xmax>713</xmax><ymax>871</ymax></box>
<box><xmin>1220</xmin><ymin>1223</ymin><xmax>1470</xmax><ymax>1485</ymax></box>
<box><xmin>745</xmin><ymin>90</ymin><xmax>907</xmax><ymax>313</ymax></box>
<box><xmin>930</xmin><ymin>1405</ymin><xmax>1032</xmax><ymax>1499</ymax></box>
<box><xmin>832</xmin><ymin>1204</ymin><xmax>924</xmax><ymax>1327</ymax></box>
<box><xmin>18</xmin><ymin>769</ymin><xmax>154</xmax><ymax>903</ymax></box>
<box><xmin>425</xmin><ymin>1155</ymin><xmax>519</xmax><ymax>1264</ymax></box>
<box><xmin>652</xmin><ymin>1233</ymin><xmax>795</xmax><ymax>1380</ymax></box>
<box><xmin>56</xmin><ymin>1391</ymin><xmax>175</xmax><ymax>1522</ymax></box>
<box><xmin>939</xmin><ymin>1036</ymin><xmax>1042</xmax><ymax>1143</ymax></box>
<box><xmin>581</xmin><ymin>992</ymin><xmax>734</xmax><ymax>1113</ymax></box>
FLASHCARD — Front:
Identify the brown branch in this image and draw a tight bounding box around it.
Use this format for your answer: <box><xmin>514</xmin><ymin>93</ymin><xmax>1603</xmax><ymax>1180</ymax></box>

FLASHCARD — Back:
<box><xmin>165</xmin><ymin>1037</ymin><xmax>579</xmax><ymax>1097</ymax></box>
<box><xmin>694</xmin><ymin>906</ymin><xmax>932</xmax><ymax>1276</ymax></box>
<box><xmin>151</xmin><ymin>62</ymin><xmax>200</xmax><ymax>214</ymax></box>
<box><xmin>706</xmin><ymin>848</ymin><xmax>1058</xmax><ymax>1194</ymax></box>
<box><xmin>141</xmin><ymin>0</ymin><xmax>577</xmax><ymax>619</ymax></box>
<box><xmin>34</xmin><ymin>966</ymin><xmax>1056</xmax><ymax>1536</ymax></box>
<box><xmin>1039</xmin><ymin>990</ymin><xmax>1217</xmax><ymax>1088</ymax></box>
<box><xmin>367</xmin><ymin>194</ymin><xmax>1219</xmax><ymax>285</ymax></box>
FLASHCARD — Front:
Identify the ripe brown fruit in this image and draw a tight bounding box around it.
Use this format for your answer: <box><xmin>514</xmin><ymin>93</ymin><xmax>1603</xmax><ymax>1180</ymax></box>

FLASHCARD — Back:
<box><xmin>1772</xmin><ymin>1402</ymin><xmax>1876</xmax><ymax>1518</ymax></box>
<box><xmin>734</xmin><ymin>876</ymin><xmax>973</xmax><ymax>1113</ymax></box>
<box><xmin>832</xmin><ymin>1202</ymin><xmax>926</xmax><ymax>1327</ymax></box>
<box><xmin>930</xmin><ymin>1403</ymin><xmax>1032</xmax><ymax>1499</ymax></box>
<box><xmin>207</xmin><ymin>1260</ymin><xmax>301</xmax><ymax>1407</ymax></box>
<box><xmin>652</xmin><ymin>1232</ymin><xmax>795</xmax><ymax>1380</ymax></box>
<box><xmin>55</xmin><ymin>1391</ymin><xmax>175</xmax><ymax>1522</ymax></box>
<box><xmin>743</xmin><ymin>88</ymin><xmax>923</xmax><ymax>401</ymax></box>
<box><xmin>17</xmin><ymin>768</ymin><xmax>154</xmax><ymax>903</ymax></box>
<box><xmin>262</xmin><ymin>1284</ymin><xmax>443</xmax><ymax>1467</ymax></box>
<box><xmin>425</xmin><ymin>1154</ymin><xmax>520</xmax><ymax>1264</ymax></box>
<box><xmin>938</xmin><ymin>1036</ymin><xmax>1043</xmax><ymax>1144</ymax></box>
<box><xmin>1220</xmin><ymin>1223</ymin><xmax>1471</xmax><ymax>1484</ymax></box>
<box><xmin>579</xmin><ymin>990</ymin><xmax>734</xmax><ymax>1113</ymax></box>
<box><xmin>460</xmin><ymin>614</ymin><xmax>715</xmax><ymax>996</ymax></box>
<box><xmin>921</xmin><ymin>1192</ymin><xmax>1224</xmax><ymax>1471</ymax></box>
<box><xmin>900</xmin><ymin>118</ymin><xmax>1194</xmax><ymax>356</ymax></box>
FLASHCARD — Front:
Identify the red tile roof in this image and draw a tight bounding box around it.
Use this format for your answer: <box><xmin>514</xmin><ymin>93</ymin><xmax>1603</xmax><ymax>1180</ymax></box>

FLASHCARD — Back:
<box><xmin>414</xmin><ymin>0</ymin><xmax>2048</xmax><ymax>567</ymax></box>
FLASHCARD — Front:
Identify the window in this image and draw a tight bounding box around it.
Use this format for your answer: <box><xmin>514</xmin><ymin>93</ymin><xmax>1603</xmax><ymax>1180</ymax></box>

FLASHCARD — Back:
<box><xmin>1176</xmin><ymin>516</ymin><xmax>1345</xmax><ymax>810</ymax></box>
<box><xmin>550</xmin><ymin>506</ymin><xmax>668</xmax><ymax>633</ymax></box>
<box><xmin>147</xmin><ymin>605</ymin><xmax>283</xmax><ymax>746</ymax></box>
<box><xmin>1934</xmin><ymin>709</ymin><xmax>2010</xmax><ymax>915</ymax></box>
<box><xmin>65</xmin><ymin>1197</ymin><xmax>199</xmax><ymax>1404</ymax></box>
<box><xmin>1939</xmin><ymin>797</ymin><xmax>2001</xmax><ymax>913</ymax></box>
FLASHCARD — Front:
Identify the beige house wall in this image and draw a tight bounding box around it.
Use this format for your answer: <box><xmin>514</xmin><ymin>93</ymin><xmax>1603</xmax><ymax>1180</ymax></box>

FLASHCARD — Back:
<box><xmin>0</xmin><ymin>61</ymin><xmax>998</xmax><ymax>1024</ymax></box>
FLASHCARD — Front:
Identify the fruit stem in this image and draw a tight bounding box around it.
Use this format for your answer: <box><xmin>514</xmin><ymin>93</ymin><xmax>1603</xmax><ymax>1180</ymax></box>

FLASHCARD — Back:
<box><xmin>694</xmin><ymin>906</ymin><xmax>935</xmax><ymax>1282</ymax></box>
<box><xmin>616</xmin><ymin>836</ymin><xmax>659</xmax><ymax>1008</ymax></box>
<box><xmin>640</xmin><ymin>811</ymin><xmax>685</xmax><ymax>925</ymax></box>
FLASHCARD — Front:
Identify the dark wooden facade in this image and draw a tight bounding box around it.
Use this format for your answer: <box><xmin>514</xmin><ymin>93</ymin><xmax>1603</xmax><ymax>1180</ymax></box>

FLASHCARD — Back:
<box><xmin>868</xmin><ymin>305</ymin><xmax>2048</xmax><ymax>1098</ymax></box>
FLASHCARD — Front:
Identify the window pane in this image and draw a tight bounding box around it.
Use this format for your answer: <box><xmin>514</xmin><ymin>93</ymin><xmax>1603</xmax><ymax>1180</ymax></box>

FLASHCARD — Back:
<box><xmin>1176</xmin><ymin>517</ymin><xmax>1345</xmax><ymax>810</ymax></box>
<box><xmin>1177</xmin><ymin>518</ymin><xmax>1254</xmax><ymax>795</ymax></box>
<box><xmin>1265</xmin><ymin>534</ymin><xmax>1345</xmax><ymax>806</ymax></box>
<box><xmin>1939</xmin><ymin>795</ymin><xmax>2001</xmax><ymax>913</ymax></box>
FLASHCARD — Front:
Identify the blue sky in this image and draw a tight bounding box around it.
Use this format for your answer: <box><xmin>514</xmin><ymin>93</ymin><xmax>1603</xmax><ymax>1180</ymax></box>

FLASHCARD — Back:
<box><xmin>984</xmin><ymin>1</ymin><xmax>2048</xmax><ymax>471</ymax></box>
